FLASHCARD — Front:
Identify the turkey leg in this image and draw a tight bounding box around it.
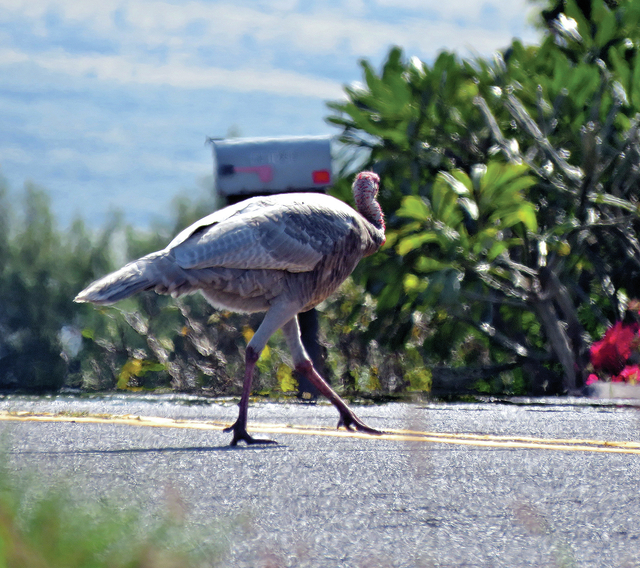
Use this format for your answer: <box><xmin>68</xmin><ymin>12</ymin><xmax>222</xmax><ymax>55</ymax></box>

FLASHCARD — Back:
<box><xmin>224</xmin><ymin>303</ymin><xmax>300</xmax><ymax>446</ymax></box>
<box><xmin>225</xmin><ymin>307</ymin><xmax>381</xmax><ymax>446</ymax></box>
<box><xmin>281</xmin><ymin>318</ymin><xmax>381</xmax><ymax>435</ymax></box>
<box><xmin>223</xmin><ymin>346</ymin><xmax>277</xmax><ymax>446</ymax></box>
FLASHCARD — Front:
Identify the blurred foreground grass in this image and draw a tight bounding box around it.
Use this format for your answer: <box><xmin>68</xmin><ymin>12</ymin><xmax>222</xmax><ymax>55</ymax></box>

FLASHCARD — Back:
<box><xmin>0</xmin><ymin>453</ymin><xmax>229</xmax><ymax>568</ymax></box>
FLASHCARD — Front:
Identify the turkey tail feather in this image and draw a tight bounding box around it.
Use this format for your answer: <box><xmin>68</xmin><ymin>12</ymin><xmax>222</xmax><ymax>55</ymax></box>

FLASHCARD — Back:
<box><xmin>74</xmin><ymin>252</ymin><xmax>171</xmax><ymax>305</ymax></box>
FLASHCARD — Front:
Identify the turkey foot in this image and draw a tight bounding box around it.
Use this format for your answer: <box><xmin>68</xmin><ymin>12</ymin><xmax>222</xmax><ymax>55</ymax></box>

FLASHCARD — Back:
<box><xmin>337</xmin><ymin>408</ymin><xmax>382</xmax><ymax>435</ymax></box>
<box><xmin>224</xmin><ymin>421</ymin><xmax>277</xmax><ymax>446</ymax></box>
<box><xmin>293</xmin><ymin>359</ymin><xmax>382</xmax><ymax>436</ymax></box>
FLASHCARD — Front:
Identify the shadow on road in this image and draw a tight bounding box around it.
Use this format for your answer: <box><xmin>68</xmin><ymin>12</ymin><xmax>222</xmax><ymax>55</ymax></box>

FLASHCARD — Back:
<box><xmin>9</xmin><ymin>444</ymin><xmax>286</xmax><ymax>455</ymax></box>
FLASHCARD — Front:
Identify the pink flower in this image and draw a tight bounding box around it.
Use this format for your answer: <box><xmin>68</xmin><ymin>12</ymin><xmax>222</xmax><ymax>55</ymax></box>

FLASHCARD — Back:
<box><xmin>586</xmin><ymin>373</ymin><xmax>599</xmax><ymax>385</ymax></box>
<box><xmin>616</xmin><ymin>365</ymin><xmax>640</xmax><ymax>384</ymax></box>
<box><xmin>590</xmin><ymin>322</ymin><xmax>640</xmax><ymax>374</ymax></box>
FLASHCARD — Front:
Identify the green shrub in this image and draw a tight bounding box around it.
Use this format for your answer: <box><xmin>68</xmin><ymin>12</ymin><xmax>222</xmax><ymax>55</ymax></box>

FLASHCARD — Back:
<box><xmin>327</xmin><ymin>0</ymin><xmax>640</xmax><ymax>393</ymax></box>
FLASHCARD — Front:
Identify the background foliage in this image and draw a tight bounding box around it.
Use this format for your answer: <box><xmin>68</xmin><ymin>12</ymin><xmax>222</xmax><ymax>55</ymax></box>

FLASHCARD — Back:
<box><xmin>3</xmin><ymin>0</ymin><xmax>640</xmax><ymax>396</ymax></box>
<box><xmin>328</xmin><ymin>0</ymin><xmax>640</xmax><ymax>394</ymax></box>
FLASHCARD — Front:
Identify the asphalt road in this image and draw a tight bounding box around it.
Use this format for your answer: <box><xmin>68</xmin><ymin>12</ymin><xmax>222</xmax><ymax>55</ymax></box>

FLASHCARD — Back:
<box><xmin>1</xmin><ymin>393</ymin><xmax>640</xmax><ymax>567</ymax></box>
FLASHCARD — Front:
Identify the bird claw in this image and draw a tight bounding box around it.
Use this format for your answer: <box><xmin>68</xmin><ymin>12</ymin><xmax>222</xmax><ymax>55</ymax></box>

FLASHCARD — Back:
<box><xmin>223</xmin><ymin>422</ymin><xmax>277</xmax><ymax>447</ymax></box>
<box><xmin>337</xmin><ymin>411</ymin><xmax>382</xmax><ymax>436</ymax></box>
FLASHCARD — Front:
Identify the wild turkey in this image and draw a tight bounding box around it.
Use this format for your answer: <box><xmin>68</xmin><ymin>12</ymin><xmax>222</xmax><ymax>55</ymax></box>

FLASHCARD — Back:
<box><xmin>75</xmin><ymin>171</ymin><xmax>385</xmax><ymax>445</ymax></box>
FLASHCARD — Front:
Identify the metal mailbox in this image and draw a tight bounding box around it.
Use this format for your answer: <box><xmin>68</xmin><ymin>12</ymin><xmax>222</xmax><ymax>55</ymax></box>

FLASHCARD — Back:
<box><xmin>210</xmin><ymin>135</ymin><xmax>333</xmax><ymax>197</ymax></box>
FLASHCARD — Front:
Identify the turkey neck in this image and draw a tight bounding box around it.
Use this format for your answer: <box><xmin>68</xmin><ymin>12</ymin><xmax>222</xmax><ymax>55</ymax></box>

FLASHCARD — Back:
<box><xmin>354</xmin><ymin>190</ymin><xmax>385</xmax><ymax>233</ymax></box>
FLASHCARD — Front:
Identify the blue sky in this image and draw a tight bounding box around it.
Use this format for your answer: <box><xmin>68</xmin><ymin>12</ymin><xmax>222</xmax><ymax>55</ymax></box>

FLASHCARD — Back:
<box><xmin>0</xmin><ymin>0</ymin><xmax>539</xmax><ymax>228</ymax></box>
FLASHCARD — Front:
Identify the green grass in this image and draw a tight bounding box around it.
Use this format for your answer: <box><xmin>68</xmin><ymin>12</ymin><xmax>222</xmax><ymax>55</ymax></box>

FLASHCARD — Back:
<box><xmin>0</xmin><ymin>458</ymin><xmax>229</xmax><ymax>568</ymax></box>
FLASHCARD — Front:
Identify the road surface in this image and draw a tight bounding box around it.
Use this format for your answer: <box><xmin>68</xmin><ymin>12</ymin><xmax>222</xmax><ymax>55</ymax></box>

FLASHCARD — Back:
<box><xmin>1</xmin><ymin>393</ymin><xmax>639</xmax><ymax>567</ymax></box>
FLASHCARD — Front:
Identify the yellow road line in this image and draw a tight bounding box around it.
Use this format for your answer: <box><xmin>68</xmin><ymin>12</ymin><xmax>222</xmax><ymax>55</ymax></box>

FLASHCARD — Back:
<box><xmin>1</xmin><ymin>410</ymin><xmax>639</xmax><ymax>455</ymax></box>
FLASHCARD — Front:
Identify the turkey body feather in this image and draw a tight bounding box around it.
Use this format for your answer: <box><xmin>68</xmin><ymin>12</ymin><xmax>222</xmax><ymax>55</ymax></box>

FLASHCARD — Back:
<box><xmin>169</xmin><ymin>193</ymin><xmax>373</xmax><ymax>272</ymax></box>
<box><xmin>76</xmin><ymin>192</ymin><xmax>382</xmax><ymax>314</ymax></box>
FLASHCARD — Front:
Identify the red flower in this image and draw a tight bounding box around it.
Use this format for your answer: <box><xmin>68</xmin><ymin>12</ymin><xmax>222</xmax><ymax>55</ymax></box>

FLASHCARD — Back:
<box><xmin>586</xmin><ymin>373</ymin><xmax>599</xmax><ymax>385</ymax></box>
<box><xmin>590</xmin><ymin>321</ymin><xmax>640</xmax><ymax>374</ymax></box>
<box><xmin>616</xmin><ymin>365</ymin><xmax>640</xmax><ymax>384</ymax></box>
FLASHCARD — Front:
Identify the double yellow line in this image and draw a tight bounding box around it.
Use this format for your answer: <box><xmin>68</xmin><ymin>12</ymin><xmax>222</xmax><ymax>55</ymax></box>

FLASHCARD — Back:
<box><xmin>1</xmin><ymin>410</ymin><xmax>639</xmax><ymax>454</ymax></box>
